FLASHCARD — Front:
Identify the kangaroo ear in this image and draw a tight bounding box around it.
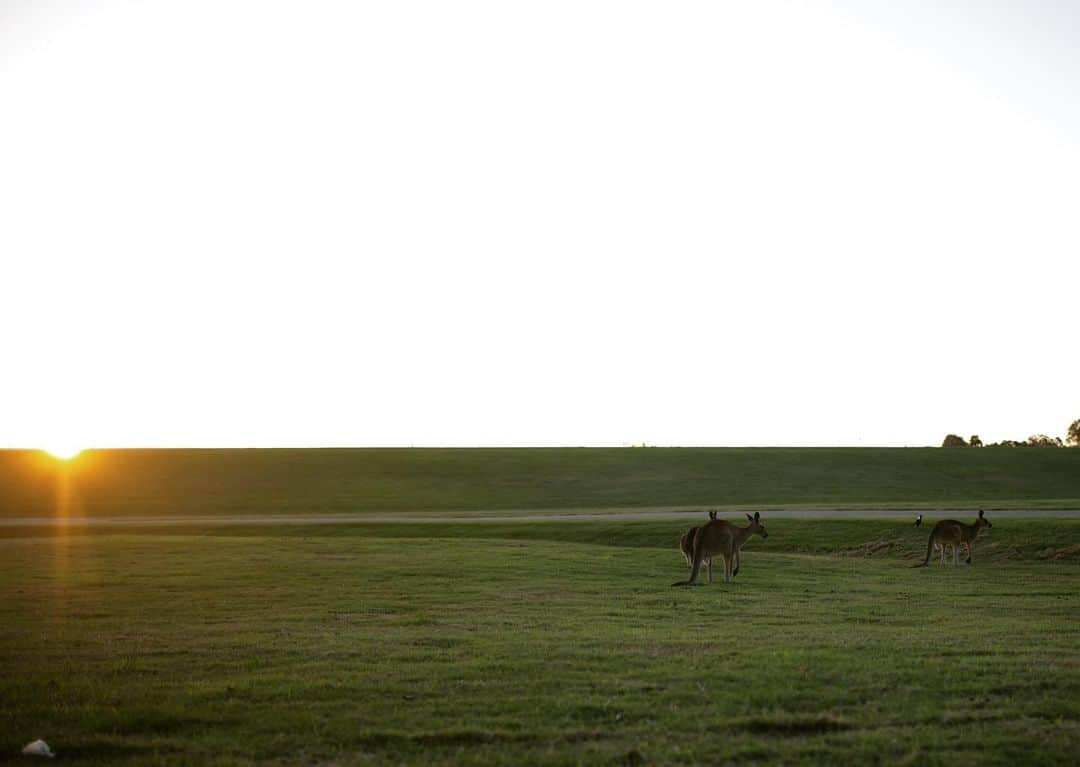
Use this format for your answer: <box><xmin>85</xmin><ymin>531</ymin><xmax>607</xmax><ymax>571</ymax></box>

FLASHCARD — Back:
<box><xmin>746</xmin><ymin>513</ymin><xmax>754</xmax><ymax>521</ymax></box>
<box><xmin>754</xmin><ymin>511</ymin><xmax>761</xmax><ymax>521</ymax></box>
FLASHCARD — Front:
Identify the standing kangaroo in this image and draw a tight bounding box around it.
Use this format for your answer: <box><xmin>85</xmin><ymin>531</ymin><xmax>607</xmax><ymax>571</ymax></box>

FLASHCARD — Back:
<box><xmin>673</xmin><ymin>512</ymin><xmax>769</xmax><ymax>585</ymax></box>
<box><xmin>915</xmin><ymin>510</ymin><xmax>992</xmax><ymax>567</ymax></box>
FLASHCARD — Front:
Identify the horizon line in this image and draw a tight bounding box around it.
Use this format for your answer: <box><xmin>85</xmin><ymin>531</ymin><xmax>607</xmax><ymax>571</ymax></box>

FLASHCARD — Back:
<box><xmin>3</xmin><ymin>444</ymin><xmax>961</xmax><ymax>451</ymax></box>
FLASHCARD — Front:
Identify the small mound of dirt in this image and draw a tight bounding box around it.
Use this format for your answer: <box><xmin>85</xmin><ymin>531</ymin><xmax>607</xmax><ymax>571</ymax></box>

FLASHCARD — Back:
<box><xmin>990</xmin><ymin>546</ymin><xmax>1023</xmax><ymax>562</ymax></box>
<box><xmin>1037</xmin><ymin>544</ymin><xmax>1080</xmax><ymax>561</ymax></box>
<box><xmin>843</xmin><ymin>539</ymin><xmax>898</xmax><ymax>557</ymax></box>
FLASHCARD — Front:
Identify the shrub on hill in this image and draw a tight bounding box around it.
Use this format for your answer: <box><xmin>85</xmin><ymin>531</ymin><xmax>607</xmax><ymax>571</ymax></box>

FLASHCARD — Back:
<box><xmin>1027</xmin><ymin>434</ymin><xmax>1064</xmax><ymax>448</ymax></box>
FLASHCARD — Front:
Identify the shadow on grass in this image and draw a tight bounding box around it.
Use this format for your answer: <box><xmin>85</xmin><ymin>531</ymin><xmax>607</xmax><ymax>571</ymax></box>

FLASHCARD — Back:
<box><xmin>356</xmin><ymin>728</ymin><xmax>609</xmax><ymax>748</ymax></box>
<box><xmin>51</xmin><ymin>739</ymin><xmax>179</xmax><ymax>760</ymax></box>
<box><xmin>733</xmin><ymin>713</ymin><xmax>854</xmax><ymax>736</ymax></box>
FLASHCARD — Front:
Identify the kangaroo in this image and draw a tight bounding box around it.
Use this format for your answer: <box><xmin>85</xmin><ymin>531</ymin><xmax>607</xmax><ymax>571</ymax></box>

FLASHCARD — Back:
<box><xmin>679</xmin><ymin>511</ymin><xmax>757</xmax><ymax>578</ymax></box>
<box><xmin>673</xmin><ymin>512</ymin><xmax>768</xmax><ymax>585</ymax></box>
<box><xmin>705</xmin><ymin>512</ymin><xmax>753</xmax><ymax>577</ymax></box>
<box><xmin>915</xmin><ymin>510</ymin><xmax>992</xmax><ymax>567</ymax></box>
<box><xmin>920</xmin><ymin>514</ymin><xmax>963</xmax><ymax>562</ymax></box>
<box><xmin>919</xmin><ymin>515</ymin><xmax>954</xmax><ymax>560</ymax></box>
<box><xmin>679</xmin><ymin>511</ymin><xmax>716</xmax><ymax>579</ymax></box>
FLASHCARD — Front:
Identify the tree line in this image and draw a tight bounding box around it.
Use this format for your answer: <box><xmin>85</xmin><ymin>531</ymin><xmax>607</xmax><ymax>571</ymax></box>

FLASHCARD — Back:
<box><xmin>942</xmin><ymin>418</ymin><xmax>1080</xmax><ymax>448</ymax></box>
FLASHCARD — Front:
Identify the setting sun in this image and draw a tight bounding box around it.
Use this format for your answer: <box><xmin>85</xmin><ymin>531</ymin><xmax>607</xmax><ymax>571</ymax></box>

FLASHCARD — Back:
<box><xmin>43</xmin><ymin>445</ymin><xmax>83</xmax><ymax>460</ymax></box>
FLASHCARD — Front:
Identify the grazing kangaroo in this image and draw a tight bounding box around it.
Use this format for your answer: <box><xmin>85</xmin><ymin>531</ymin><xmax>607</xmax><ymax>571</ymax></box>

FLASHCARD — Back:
<box><xmin>680</xmin><ymin>511</ymin><xmax>716</xmax><ymax>578</ymax></box>
<box><xmin>672</xmin><ymin>512</ymin><xmax>768</xmax><ymax>585</ymax></box>
<box><xmin>915</xmin><ymin>510</ymin><xmax>992</xmax><ymax>567</ymax></box>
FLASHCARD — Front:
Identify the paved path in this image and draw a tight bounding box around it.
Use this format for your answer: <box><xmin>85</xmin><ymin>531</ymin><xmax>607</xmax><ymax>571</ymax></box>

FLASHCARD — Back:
<box><xmin>3</xmin><ymin>508</ymin><xmax>1080</xmax><ymax>526</ymax></box>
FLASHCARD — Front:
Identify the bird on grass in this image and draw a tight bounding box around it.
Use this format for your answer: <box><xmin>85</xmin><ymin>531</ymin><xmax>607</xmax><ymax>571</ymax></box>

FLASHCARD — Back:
<box><xmin>914</xmin><ymin>514</ymin><xmax>923</xmax><ymax>527</ymax></box>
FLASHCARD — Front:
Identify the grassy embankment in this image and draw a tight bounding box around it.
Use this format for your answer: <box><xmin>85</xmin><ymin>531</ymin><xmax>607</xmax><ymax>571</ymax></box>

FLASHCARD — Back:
<box><xmin>3</xmin><ymin>447</ymin><xmax>1080</xmax><ymax>518</ymax></box>
<box><xmin>2</xmin><ymin>518</ymin><xmax>1078</xmax><ymax>765</ymax></box>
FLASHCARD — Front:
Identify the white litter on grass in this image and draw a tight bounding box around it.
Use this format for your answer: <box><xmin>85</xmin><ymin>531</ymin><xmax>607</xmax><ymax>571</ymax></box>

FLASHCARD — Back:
<box><xmin>21</xmin><ymin>739</ymin><xmax>55</xmax><ymax>758</ymax></box>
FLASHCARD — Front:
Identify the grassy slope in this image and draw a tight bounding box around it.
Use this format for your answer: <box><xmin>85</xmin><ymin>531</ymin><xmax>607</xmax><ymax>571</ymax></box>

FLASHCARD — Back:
<box><xmin>2</xmin><ymin>520</ymin><xmax>1078</xmax><ymax>765</ymax></box>
<box><xmin>7</xmin><ymin>516</ymin><xmax>1075</xmax><ymax>564</ymax></box>
<box><xmin>3</xmin><ymin>447</ymin><xmax>1080</xmax><ymax>518</ymax></box>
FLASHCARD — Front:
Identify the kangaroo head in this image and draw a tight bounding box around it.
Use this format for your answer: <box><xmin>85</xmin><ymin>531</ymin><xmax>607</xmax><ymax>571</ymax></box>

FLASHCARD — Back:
<box><xmin>708</xmin><ymin>510</ymin><xmax>718</xmax><ymax>520</ymax></box>
<box><xmin>745</xmin><ymin>511</ymin><xmax>768</xmax><ymax>538</ymax></box>
<box><xmin>976</xmin><ymin>509</ymin><xmax>992</xmax><ymax>529</ymax></box>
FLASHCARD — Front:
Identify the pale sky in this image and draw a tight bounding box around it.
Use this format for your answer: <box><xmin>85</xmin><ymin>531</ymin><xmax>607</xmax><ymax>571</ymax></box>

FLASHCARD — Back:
<box><xmin>1</xmin><ymin>1</ymin><xmax>1077</xmax><ymax>449</ymax></box>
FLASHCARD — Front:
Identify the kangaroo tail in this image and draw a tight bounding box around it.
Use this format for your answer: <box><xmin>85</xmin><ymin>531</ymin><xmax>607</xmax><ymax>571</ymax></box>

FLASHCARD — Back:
<box><xmin>673</xmin><ymin>540</ymin><xmax>706</xmax><ymax>586</ymax></box>
<box><xmin>913</xmin><ymin>534</ymin><xmax>934</xmax><ymax>567</ymax></box>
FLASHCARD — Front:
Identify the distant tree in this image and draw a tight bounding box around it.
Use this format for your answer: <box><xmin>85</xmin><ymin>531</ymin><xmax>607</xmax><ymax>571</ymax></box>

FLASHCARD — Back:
<box><xmin>941</xmin><ymin>434</ymin><xmax>968</xmax><ymax>447</ymax></box>
<box><xmin>1068</xmin><ymin>419</ymin><xmax>1080</xmax><ymax>447</ymax></box>
<box><xmin>969</xmin><ymin>435</ymin><xmax>983</xmax><ymax>447</ymax></box>
<box><xmin>1027</xmin><ymin>434</ymin><xmax>1063</xmax><ymax>448</ymax></box>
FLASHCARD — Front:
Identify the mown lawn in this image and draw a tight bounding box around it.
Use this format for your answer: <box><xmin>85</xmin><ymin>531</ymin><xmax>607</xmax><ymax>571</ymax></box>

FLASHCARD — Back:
<box><xmin>2</xmin><ymin>519</ymin><xmax>1077</xmax><ymax>765</ymax></box>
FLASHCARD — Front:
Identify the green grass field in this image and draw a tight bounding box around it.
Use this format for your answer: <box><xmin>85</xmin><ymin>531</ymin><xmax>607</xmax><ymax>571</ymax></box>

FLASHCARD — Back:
<box><xmin>3</xmin><ymin>447</ymin><xmax>1080</xmax><ymax>518</ymax></box>
<box><xmin>3</xmin><ymin>517</ymin><xmax>1078</xmax><ymax>765</ymax></box>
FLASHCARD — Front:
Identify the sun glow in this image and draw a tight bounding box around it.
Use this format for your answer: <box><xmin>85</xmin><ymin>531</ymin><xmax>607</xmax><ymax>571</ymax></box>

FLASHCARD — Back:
<box><xmin>43</xmin><ymin>446</ymin><xmax>83</xmax><ymax>461</ymax></box>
